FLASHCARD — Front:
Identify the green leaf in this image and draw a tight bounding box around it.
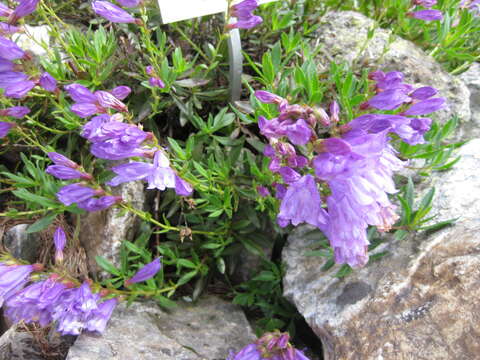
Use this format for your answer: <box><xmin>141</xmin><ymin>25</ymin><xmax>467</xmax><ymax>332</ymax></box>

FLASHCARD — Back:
<box><xmin>155</xmin><ymin>295</ymin><xmax>177</xmax><ymax>309</ymax></box>
<box><xmin>26</xmin><ymin>213</ymin><xmax>57</xmax><ymax>234</ymax></box>
<box><xmin>95</xmin><ymin>256</ymin><xmax>121</xmax><ymax>276</ymax></box>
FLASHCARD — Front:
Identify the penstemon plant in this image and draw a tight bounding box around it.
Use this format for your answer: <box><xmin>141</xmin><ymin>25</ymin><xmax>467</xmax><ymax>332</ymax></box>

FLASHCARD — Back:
<box><xmin>0</xmin><ymin>0</ymin><xmax>474</xmax><ymax>356</ymax></box>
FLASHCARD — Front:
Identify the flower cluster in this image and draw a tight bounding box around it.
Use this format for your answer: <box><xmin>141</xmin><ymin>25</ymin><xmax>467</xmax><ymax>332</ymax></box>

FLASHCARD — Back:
<box><xmin>407</xmin><ymin>0</ymin><xmax>443</xmax><ymax>21</ymax></box>
<box><xmin>227</xmin><ymin>331</ymin><xmax>310</xmax><ymax>360</ymax></box>
<box><xmin>256</xmin><ymin>70</ymin><xmax>446</xmax><ymax>267</ymax></box>
<box><xmin>228</xmin><ymin>0</ymin><xmax>263</xmax><ymax>29</ymax></box>
<box><xmin>0</xmin><ymin>228</ymin><xmax>162</xmax><ymax>335</ymax></box>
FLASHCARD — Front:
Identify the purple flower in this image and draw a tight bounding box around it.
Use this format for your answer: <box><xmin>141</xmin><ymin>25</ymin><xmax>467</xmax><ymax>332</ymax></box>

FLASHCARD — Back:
<box><xmin>5</xmin><ymin>277</ymin><xmax>67</xmax><ymax>327</ymax></box>
<box><xmin>92</xmin><ymin>1</ymin><xmax>139</xmax><ymax>24</ymax></box>
<box><xmin>48</xmin><ymin>152</ymin><xmax>79</xmax><ymax>168</ymax></box>
<box><xmin>107</xmin><ymin>161</ymin><xmax>152</xmax><ymax>186</ymax></box>
<box><xmin>0</xmin><ymin>22</ymin><xmax>20</xmax><ymax>35</ymax></box>
<box><xmin>0</xmin><ymin>36</ymin><xmax>25</xmax><ymax>60</ymax></box>
<box><xmin>125</xmin><ymin>258</ymin><xmax>162</xmax><ymax>285</ymax></box>
<box><xmin>402</xmin><ymin>97</ymin><xmax>446</xmax><ymax>116</ymax></box>
<box><xmin>227</xmin><ymin>343</ymin><xmax>262</xmax><ymax>360</ymax></box>
<box><xmin>39</xmin><ymin>72</ymin><xmax>57</xmax><ymax>92</ymax></box>
<box><xmin>0</xmin><ymin>121</ymin><xmax>15</xmax><ymax>138</ymax></box>
<box><xmin>46</xmin><ymin>165</ymin><xmax>91</xmax><ymax>180</ymax></box>
<box><xmin>330</xmin><ymin>101</ymin><xmax>340</xmax><ymax>123</ymax></box>
<box><xmin>0</xmin><ymin>264</ymin><xmax>34</xmax><ymax>306</ymax></box>
<box><xmin>146</xmin><ymin>151</ymin><xmax>176</xmax><ymax>190</ymax></box>
<box><xmin>284</xmin><ymin>119</ymin><xmax>312</xmax><ymax>145</ymax></box>
<box><xmin>4</xmin><ymin>80</ymin><xmax>36</xmax><ymax>98</ymax></box>
<box><xmin>80</xmin><ymin>114</ymin><xmax>111</xmax><ymax>140</ymax></box>
<box><xmin>0</xmin><ymin>71</ymin><xmax>28</xmax><ymax>87</ymax></box>
<box><xmin>460</xmin><ymin>0</ymin><xmax>480</xmax><ymax>16</ymax></box>
<box><xmin>254</xmin><ymin>90</ymin><xmax>283</xmax><ymax>104</ymax></box>
<box><xmin>367</xmin><ymin>88</ymin><xmax>411</xmax><ymax>110</ymax></box>
<box><xmin>56</xmin><ymin>184</ymin><xmax>99</xmax><ymax>206</ymax></box>
<box><xmin>77</xmin><ymin>195</ymin><xmax>121</xmax><ymax>212</ymax></box>
<box><xmin>410</xmin><ymin>86</ymin><xmax>437</xmax><ymax>100</ymax></box>
<box><xmin>277</xmin><ymin>175</ymin><xmax>328</xmax><ymax>229</ymax></box>
<box><xmin>229</xmin><ymin>0</ymin><xmax>263</xmax><ymax>29</ymax></box>
<box><xmin>174</xmin><ymin>175</ymin><xmax>193</xmax><ymax>196</ymax></box>
<box><xmin>408</xmin><ymin>9</ymin><xmax>443</xmax><ymax>20</ymax></box>
<box><xmin>65</xmin><ymin>83</ymin><xmax>97</xmax><ymax>103</ymax></box>
<box><xmin>90</xmin><ymin>140</ymin><xmax>146</xmax><ymax>160</ymax></box>
<box><xmin>0</xmin><ymin>3</ymin><xmax>12</xmax><ymax>17</ymax></box>
<box><xmin>95</xmin><ymin>90</ymin><xmax>128</xmax><ymax>112</ymax></box>
<box><xmin>54</xmin><ymin>227</ymin><xmax>67</xmax><ymax>263</ymax></box>
<box><xmin>257</xmin><ymin>185</ymin><xmax>270</xmax><ymax>197</ymax></box>
<box><xmin>116</xmin><ymin>0</ymin><xmax>140</xmax><ymax>7</ymax></box>
<box><xmin>85</xmin><ymin>298</ymin><xmax>117</xmax><ymax>333</ymax></box>
<box><xmin>279</xmin><ymin>167</ymin><xmax>301</xmax><ymax>184</ymax></box>
<box><xmin>71</xmin><ymin>103</ymin><xmax>103</xmax><ymax>118</ymax></box>
<box><xmin>149</xmin><ymin>77</ymin><xmax>165</xmax><ymax>88</ymax></box>
<box><xmin>9</xmin><ymin>0</ymin><xmax>40</xmax><ymax>23</ymax></box>
<box><xmin>110</xmin><ymin>85</ymin><xmax>131</xmax><ymax>100</ymax></box>
<box><xmin>0</xmin><ymin>58</ymin><xmax>14</xmax><ymax>71</ymax></box>
<box><xmin>0</xmin><ymin>106</ymin><xmax>30</xmax><ymax>118</ymax></box>
<box><xmin>51</xmin><ymin>282</ymin><xmax>100</xmax><ymax>335</ymax></box>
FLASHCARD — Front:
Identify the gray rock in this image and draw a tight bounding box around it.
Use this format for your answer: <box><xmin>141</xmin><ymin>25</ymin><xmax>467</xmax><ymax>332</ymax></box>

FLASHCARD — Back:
<box><xmin>2</xmin><ymin>224</ymin><xmax>40</xmax><ymax>263</ymax></box>
<box><xmin>12</xmin><ymin>25</ymin><xmax>51</xmax><ymax>57</ymax></box>
<box><xmin>282</xmin><ymin>139</ymin><xmax>480</xmax><ymax>360</ymax></box>
<box><xmin>79</xmin><ymin>181</ymin><xmax>145</xmax><ymax>276</ymax></box>
<box><xmin>459</xmin><ymin>63</ymin><xmax>480</xmax><ymax>138</ymax></box>
<box><xmin>66</xmin><ymin>295</ymin><xmax>255</xmax><ymax>360</ymax></box>
<box><xmin>314</xmin><ymin>11</ymin><xmax>472</xmax><ymax>138</ymax></box>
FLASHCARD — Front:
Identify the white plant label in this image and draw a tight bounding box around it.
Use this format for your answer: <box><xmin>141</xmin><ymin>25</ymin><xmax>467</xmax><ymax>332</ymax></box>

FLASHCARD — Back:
<box><xmin>157</xmin><ymin>0</ymin><xmax>278</xmax><ymax>24</ymax></box>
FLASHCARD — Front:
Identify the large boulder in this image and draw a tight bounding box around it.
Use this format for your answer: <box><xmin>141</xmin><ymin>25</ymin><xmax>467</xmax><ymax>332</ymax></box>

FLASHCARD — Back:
<box><xmin>459</xmin><ymin>62</ymin><xmax>480</xmax><ymax>137</ymax></box>
<box><xmin>79</xmin><ymin>181</ymin><xmax>145</xmax><ymax>277</ymax></box>
<box><xmin>314</xmin><ymin>11</ymin><xmax>473</xmax><ymax>139</ymax></box>
<box><xmin>2</xmin><ymin>224</ymin><xmax>40</xmax><ymax>263</ymax></box>
<box><xmin>66</xmin><ymin>295</ymin><xmax>256</xmax><ymax>360</ymax></box>
<box><xmin>283</xmin><ymin>139</ymin><xmax>480</xmax><ymax>360</ymax></box>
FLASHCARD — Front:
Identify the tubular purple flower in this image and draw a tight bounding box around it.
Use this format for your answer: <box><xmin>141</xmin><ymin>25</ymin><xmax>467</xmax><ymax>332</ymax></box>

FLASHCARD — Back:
<box><xmin>56</xmin><ymin>184</ymin><xmax>98</xmax><ymax>206</ymax></box>
<box><xmin>279</xmin><ymin>167</ymin><xmax>301</xmax><ymax>184</ymax></box>
<box><xmin>65</xmin><ymin>83</ymin><xmax>97</xmax><ymax>103</ymax></box>
<box><xmin>367</xmin><ymin>88</ymin><xmax>411</xmax><ymax>110</ymax></box>
<box><xmin>46</xmin><ymin>165</ymin><xmax>91</xmax><ymax>180</ymax></box>
<box><xmin>39</xmin><ymin>72</ymin><xmax>57</xmax><ymax>92</ymax></box>
<box><xmin>125</xmin><ymin>258</ymin><xmax>162</xmax><ymax>285</ymax></box>
<box><xmin>0</xmin><ymin>121</ymin><xmax>15</xmax><ymax>138</ymax></box>
<box><xmin>116</xmin><ymin>0</ymin><xmax>140</xmax><ymax>7</ymax></box>
<box><xmin>48</xmin><ymin>152</ymin><xmax>79</xmax><ymax>168</ymax></box>
<box><xmin>54</xmin><ymin>227</ymin><xmax>67</xmax><ymax>263</ymax></box>
<box><xmin>277</xmin><ymin>174</ymin><xmax>328</xmax><ymax>228</ymax></box>
<box><xmin>147</xmin><ymin>151</ymin><xmax>176</xmax><ymax>190</ymax></box>
<box><xmin>90</xmin><ymin>140</ymin><xmax>146</xmax><ymax>160</ymax></box>
<box><xmin>0</xmin><ymin>71</ymin><xmax>28</xmax><ymax>87</ymax></box>
<box><xmin>0</xmin><ymin>58</ymin><xmax>14</xmax><ymax>71</ymax></box>
<box><xmin>0</xmin><ymin>3</ymin><xmax>12</xmax><ymax>17</ymax></box>
<box><xmin>408</xmin><ymin>9</ymin><xmax>443</xmax><ymax>21</ymax></box>
<box><xmin>81</xmin><ymin>114</ymin><xmax>112</xmax><ymax>140</ymax></box>
<box><xmin>0</xmin><ymin>264</ymin><xmax>34</xmax><ymax>306</ymax></box>
<box><xmin>402</xmin><ymin>97</ymin><xmax>446</xmax><ymax>116</ymax></box>
<box><xmin>77</xmin><ymin>196</ymin><xmax>121</xmax><ymax>212</ymax></box>
<box><xmin>284</xmin><ymin>119</ymin><xmax>312</xmax><ymax>145</ymax></box>
<box><xmin>227</xmin><ymin>343</ymin><xmax>262</xmax><ymax>360</ymax></box>
<box><xmin>110</xmin><ymin>85</ymin><xmax>131</xmax><ymax>100</ymax></box>
<box><xmin>410</xmin><ymin>86</ymin><xmax>437</xmax><ymax>100</ymax></box>
<box><xmin>92</xmin><ymin>1</ymin><xmax>139</xmax><ymax>24</ymax></box>
<box><xmin>0</xmin><ymin>36</ymin><xmax>25</xmax><ymax>60</ymax></box>
<box><xmin>254</xmin><ymin>90</ymin><xmax>283</xmax><ymax>104</ymax></box>
<box><xmin>71</xmin><ymin>103</ymin><xmax>103</xmax><ymax>118</ymax></box>
<box><xmin>149</xmin><ymin>77</ymin><xmax>165</xmax><ymax>88</ymax></box>
<box><xmin>85</xmin><ymin>298</ymin><xmax>117</xmax><ymax>333</ymax></box>
<box><xmin>95</xmin><ymin>90</ymin><xmax>128</xmax><ymax>112</ymax></box>
<box><xmin>0</xmin><ymin>22</ymin><xmax>20</xmax><ymax>35</ymax></box>
<box><xmin>9</xmin><ymin>0</ymin><xmax>40</xmax><ymax>22</ymax></box>
<box><xmin>174</xmin><ymin>175</ymin><xmax>193</xmax><ymax>196</ymax></box>
<box><xmin>229</xmin><ymin>16</ymin><xmax>263</xmax><ymax>29</ymax></box>
<box><xmin>4</xmin><ymin>80</ymin><xmax>35</xmax><ymax>98</ymax></box>
<box><xmin>0</xmin><ymin>106</ymin><xmax>30</xmax><ymax>118</ymax></box>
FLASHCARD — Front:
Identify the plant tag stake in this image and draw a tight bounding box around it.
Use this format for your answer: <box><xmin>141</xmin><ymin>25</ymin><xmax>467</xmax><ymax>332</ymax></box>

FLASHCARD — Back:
<box><xmin>157</xmin><ymin>0</ymin><xmax>278</xmax><ymax>102</ymax></box>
